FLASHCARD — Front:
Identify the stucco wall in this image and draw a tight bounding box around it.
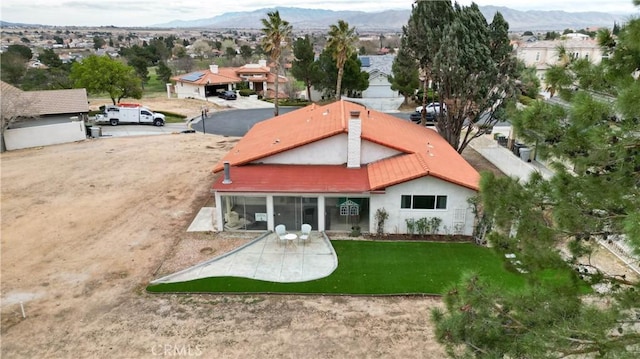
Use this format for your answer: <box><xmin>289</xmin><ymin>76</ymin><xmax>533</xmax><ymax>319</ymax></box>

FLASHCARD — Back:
<box><xmin>369</xmin><ymin>176</ymin><xmax>476</xmax><ymax>236</ymax></box>
<box><xmin>256</xmin><ymin>134</ymin><xmax>401</xmax><ymax>165</ymax></box>
<box><xmin>4</xmin><ymin>121</ymin><xmax>87</xmax><ymax>151</ymax></box>
<box><xmin>174</xmin><ymin>82</ymin><xmax>205</xmax><ymax>100</ymax></box>
<box><xmin>362</xmin><ymin>75</ymin><xmax>397</xmax><ymax>98</ymax></box>
<box><xmin>346</xmin><ymin>97</ymin><xmax>404</xmax><ymax>112</ymax></box>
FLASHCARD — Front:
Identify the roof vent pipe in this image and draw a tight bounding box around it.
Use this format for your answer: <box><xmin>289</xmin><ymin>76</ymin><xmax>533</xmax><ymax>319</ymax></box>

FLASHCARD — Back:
<box><xmin>222</xmin><ymin>162</ymin><xmax>232</xmax><ymax>184</ymax></box>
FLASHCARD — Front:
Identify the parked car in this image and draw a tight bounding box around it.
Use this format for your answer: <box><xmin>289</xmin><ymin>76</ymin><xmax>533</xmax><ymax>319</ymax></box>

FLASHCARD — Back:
<box><xmin>410</xmin><ymin>111</ymin><xmax>437</xmax><ymax>124</ymax></box>
<box><xmin>415</xmin><ymin>102</ymin><xmax>446</xmax><ymax>114</ymax></box>
<box><xmin>218</xmin><ymin>90</ymin><xmax>237</xmax><ymax>100</ymax></box>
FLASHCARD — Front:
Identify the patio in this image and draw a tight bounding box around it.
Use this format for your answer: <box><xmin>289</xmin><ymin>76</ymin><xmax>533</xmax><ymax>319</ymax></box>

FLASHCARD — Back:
<box><xmin>151</xmin><ymin>231</ymin><xmax>337</xmax><ymax>284</ymax></box>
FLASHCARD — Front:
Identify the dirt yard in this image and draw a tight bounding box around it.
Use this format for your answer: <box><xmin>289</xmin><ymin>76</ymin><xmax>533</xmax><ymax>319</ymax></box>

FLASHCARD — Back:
<box><xmin>2</xmin><ymin>98</ymin><xmax>634</xmax><ymax>358</ymax></box>
<box><xmin>0</xmin><ymin>99</ymin><xmax>449</xmax><ymax>358</ymax></box>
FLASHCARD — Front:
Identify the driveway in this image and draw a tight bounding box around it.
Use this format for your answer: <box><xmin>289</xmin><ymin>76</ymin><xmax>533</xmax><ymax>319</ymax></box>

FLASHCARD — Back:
<box><xmin>192</xmin><ymin>107</ymin><xmax>300</xmax><ymax>137</ymax></box>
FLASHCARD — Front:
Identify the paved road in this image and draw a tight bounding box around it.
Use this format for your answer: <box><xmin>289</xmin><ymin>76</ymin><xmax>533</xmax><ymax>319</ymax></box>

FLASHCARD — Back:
<box><xmin>191</xmin><ymin>107</ymin><xmax>300</xmax><ymax>137</ymax></box>
<box><xmin>100</xmin><ymin>107</ymin><xmax>509</xmax><ymax>138</ymax></box>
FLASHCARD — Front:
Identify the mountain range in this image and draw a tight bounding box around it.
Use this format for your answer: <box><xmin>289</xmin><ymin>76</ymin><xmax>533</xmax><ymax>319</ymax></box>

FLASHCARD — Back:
<box><xmin>153</xmin><ymin>6</ymin><xmax>632</xmax><ymax>31</ymax></box>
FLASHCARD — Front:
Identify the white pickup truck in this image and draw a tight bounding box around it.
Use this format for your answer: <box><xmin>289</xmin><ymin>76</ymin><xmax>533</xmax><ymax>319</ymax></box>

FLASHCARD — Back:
<box><xmin>96</xmin><ymin>103</ymin><xmax>165</xmax><ymax>126</ymax></box>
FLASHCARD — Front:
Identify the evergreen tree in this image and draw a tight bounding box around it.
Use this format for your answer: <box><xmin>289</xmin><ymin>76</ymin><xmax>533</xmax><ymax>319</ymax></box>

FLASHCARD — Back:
<box><xmin>156</xmin><ymin>61</ymin><xmax>172</xmax><ymax>84</ymax></box>
<box><xmin>433</xmin><ymin>4</ymin><xmax>640</xmax><ymax>356</ymax></box>
<box><xmin>389</xmin><ymin>43</ymin><xmax>420</xmax><ymax>105</ymax></box>
<box><xmin>311</xmin><ymin>49</ymin><xmax>368</xmax><ymax>99</ymax></box>
<box><xmin>291</xmin><ymin>35</ymin><xmax>321</xmax><ymax>102</ymax></box>
<box><xmin>403</xmin><ymin>1</ymin><xmax>517</xmax><ymax>153</ymax></box>
<box><xmin>128</xmin><ymin>56</ymin><xmax>150</xmax><ymax>88</ymax></box>
<box><xmin>38</xmin><ymin>48</ymin><xmax>63</xmax><ymax>68</ymax></box>
<box><xmin>240</xmin><ymin>45</ymin><xmax>253</xmax><ymax>61</ymax></box>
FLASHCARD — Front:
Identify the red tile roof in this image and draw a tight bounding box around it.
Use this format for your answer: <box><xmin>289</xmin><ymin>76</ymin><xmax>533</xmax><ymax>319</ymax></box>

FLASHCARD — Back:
<box><xmin>213</xmin><ymin>100</ymin><xmax>479</xmax><ymax>192</ymax></box>
<box><xmin>213</xmin><ymin>165</ymin><xmax>370</xmax><ymax>193</ymax></box>
<box><xmin>171</xmin><ymin>67</ymin><xmax>240</xmax><ymax>85</ymax></box>
<box><xmin>171</xmin><ymin>64</ymin><xmax>286</xmax><ymax>86</ymax></box>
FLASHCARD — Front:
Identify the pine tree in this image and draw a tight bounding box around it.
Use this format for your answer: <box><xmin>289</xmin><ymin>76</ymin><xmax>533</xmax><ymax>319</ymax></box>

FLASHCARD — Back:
<box><xmin>433</xmin><ymin>5</ymin><xmax>640</xmax><ymax>356</ymax></box>
<box><xmin>403</xmin><ymin>1</ymin><xmax>517</xmax><ymax>153</ymax></box>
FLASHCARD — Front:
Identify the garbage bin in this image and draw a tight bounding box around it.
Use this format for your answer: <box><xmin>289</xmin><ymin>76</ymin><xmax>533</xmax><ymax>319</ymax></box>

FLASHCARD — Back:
<box><xmin>512</xmin><ymin>142</ymin><xmax>525</xmax><ymax>156</ymax></box>
<box><xmin>497</xmin><ymin>135</ymin><xmax>508</xmax><ymax>147</ymax></box>
<box><xmin>90</xmin><ymin>126</ymin><xmax>101</xmax><ymax>138</ymax></box>
<box><xmin>519</xmin><ymin>147</ymin><xmax>532</xmax><ymax>162</ymax></box>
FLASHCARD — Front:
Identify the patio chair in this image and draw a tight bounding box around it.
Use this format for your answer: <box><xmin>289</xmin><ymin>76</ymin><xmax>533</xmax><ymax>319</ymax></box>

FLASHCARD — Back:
<box><xmin>275</xmin><ymin>224</ymin><xmax>288</xmax><ymax>246</ymax></box>
<box><xmin>299</xmin><ymin>224</ymin><xmax>312</xmax><ymax>245</ymax></box>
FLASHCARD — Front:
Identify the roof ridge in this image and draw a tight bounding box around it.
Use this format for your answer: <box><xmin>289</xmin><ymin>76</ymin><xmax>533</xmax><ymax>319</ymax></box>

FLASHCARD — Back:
<box><xmin>416</xmin><ymin>152</ymin><xmax>431</xmax><ymax>174</ymax></box>
<box><xmin>340</xmin><ymin>100</ymin><xmax>346</xmax><ymax>130</ymax></box>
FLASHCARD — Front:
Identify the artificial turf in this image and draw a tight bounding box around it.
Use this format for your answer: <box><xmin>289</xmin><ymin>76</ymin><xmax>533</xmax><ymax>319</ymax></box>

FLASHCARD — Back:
<box><xmin>147</xmin><ymin>240</ymin><xmax>531</xmax><ymax>295</ymax></box>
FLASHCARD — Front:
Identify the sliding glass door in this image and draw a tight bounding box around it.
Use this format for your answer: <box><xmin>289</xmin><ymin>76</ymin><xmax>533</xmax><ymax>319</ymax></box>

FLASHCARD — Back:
<box><xmin>273</xmin><ymin>196</ymin><xmax>318</xmax><ymax>231</ymax></box>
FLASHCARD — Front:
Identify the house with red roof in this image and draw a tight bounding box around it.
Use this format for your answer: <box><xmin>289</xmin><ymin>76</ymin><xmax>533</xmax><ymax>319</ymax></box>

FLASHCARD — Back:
<box><xmin>211</xmin><ymin>100</ymin><xmax>480</xmax><ymax>235</ymax></box>
<box><xmin>171</xmin><ymin>60</ymin><xmax>287</xmax><ymax>100</ymax></box>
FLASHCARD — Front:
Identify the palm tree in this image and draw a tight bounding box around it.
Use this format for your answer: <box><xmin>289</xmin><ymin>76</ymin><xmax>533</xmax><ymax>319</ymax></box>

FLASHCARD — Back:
<box><xmin>327</xmin><ymin>20</ymin><xmax>358</xmax><ymax>100</ymax></box>
<box><xmin>261</xmin><ymin>10</ymin><xmax>292</xmax><ymax>116</ymax></box>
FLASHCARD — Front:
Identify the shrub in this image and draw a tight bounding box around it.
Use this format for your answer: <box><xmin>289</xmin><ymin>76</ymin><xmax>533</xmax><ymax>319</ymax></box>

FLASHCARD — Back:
<box><xmin>238</xmin><ymin>88</ymin><xmax>256</xmax><ymax>97</ymax></box>
<box><xmin>374</xmin><ymin>208</ymin><xmax>389</xmax><ymax>235</ymax></box>
<box><xmin>405</xmin><ymin>218</ymin><xmax>416</xmax><ymax>235</ymax></box>
<box><xmin>518</xmin><ymin>94</ymin><xmax>535</xmax><ymax>106</ymax></box>
<box><xmin>428</xmin><ymin>217</ymin><xmax>443</xmax><ymax>234</ymax></box>
<box><xmin>416</xmin><ymin>218</ymin><xmax>429</xmax><ymax>235</ymax></box>
<box><xmin>350</xmin><ymin>225</ymin><xmax>361</xmax><ymax>237</ymax></box>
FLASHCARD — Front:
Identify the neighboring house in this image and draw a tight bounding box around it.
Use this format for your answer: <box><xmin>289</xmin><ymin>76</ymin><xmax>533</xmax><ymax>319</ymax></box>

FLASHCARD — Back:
<box><xmin>211</xmin><ymin>100</ymin><xmax>480</xmax><ymax>236</ymax></box>
<box><xmin>171</xmin><ymin>60</ymin><xmax>287</xmax><ymax>100</ymax></box>
<box><xmin>516</xmin><ymin>38</ymin><xmax>603</xmax><ymax>85</ymax></box>
<box><xmin>1</xmin><ymin>81</ymin><xmax>89</xmax><ymax>151</ymax></box>
<box><xmin>344</xmin><ymin>55</ymin><xmax>404</xmax><ymax>111</ymax></box>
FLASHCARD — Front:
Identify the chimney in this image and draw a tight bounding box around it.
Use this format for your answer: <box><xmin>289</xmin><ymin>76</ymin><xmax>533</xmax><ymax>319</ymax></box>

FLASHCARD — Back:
<box><xmin>258</xmin><ymin>59</ymin><xmax>267</xmax><ymax>67</ymax></box>
<box><xmin>222</xmin><ymin>162</ymin><xmax>232</xmax><ymax>184</ymax></box>
<box><xmin>347</xmin><ymin>111</ymin><xmax>362</xmax><ymax>168</ymax></box>
<box><xmin>209</xmin><ymin>64</ymin><xmax>219</xmax><ymax>74</ymax></box>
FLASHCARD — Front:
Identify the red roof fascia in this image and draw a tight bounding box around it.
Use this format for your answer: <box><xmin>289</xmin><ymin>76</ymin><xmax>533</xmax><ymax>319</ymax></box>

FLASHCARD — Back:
<box><xmin>212</xmin><ymin>164</ymin><xmax>370</xmax><ymax>193</ymax></box>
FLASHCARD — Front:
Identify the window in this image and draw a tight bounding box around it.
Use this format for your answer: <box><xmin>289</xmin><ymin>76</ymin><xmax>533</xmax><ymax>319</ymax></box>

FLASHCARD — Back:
<box><xmin>401</xmin><ymin>195</ymin><xmax>412</xmax><ymax>209</ymax></box>
<box><xmin>401</xmin><ymin>195</ymin><xmax>447</xmax><ymax>210</ymax></box>
<box><xmin>436</xmin><ymin>195</ymin><xmax>447</xmax><ymax>209</ymax></box>
<box><xmin>535</xmin><ymin>52</ymin><xmax>540</xmax><ymax>61</ymax></box>
<box><xmin>414</xmin><ymin>195</ymin><xmax>436</xmax><ymax>209</ymax></box>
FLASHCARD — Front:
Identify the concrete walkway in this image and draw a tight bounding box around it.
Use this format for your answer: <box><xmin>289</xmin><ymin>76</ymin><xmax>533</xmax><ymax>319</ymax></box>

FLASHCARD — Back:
<box><xmin>469</xmin><ymin>126</ymin><xmax>554</xmax><ymax>181</ymax></box>
<box><xmin>151</xmin><ymin>231</ymin><xmax>338</xmax><ymax>284</ymax></box>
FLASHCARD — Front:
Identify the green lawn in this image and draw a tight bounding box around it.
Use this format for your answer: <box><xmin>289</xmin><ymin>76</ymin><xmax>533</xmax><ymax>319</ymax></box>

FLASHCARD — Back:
<box><xmin>144</xmin><ymin>66</ymin><xmax>167</xmax><ymax>93</ymax></box>
<box><xmin>147</xmin><ymin>240</ymin><xmax>534</xmax><ymax>295</ymax></box>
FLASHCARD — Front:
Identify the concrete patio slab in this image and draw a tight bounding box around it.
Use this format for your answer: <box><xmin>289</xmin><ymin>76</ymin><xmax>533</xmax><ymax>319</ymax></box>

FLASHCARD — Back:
<box><xmin>151</xmin><ymin>231</ymin><xmax>338</xmax><ymax>284</ymax></box>
<box><xmin>186</xmin><ymin>207</ymin><xmax>216</xmax><ymax>232</ymax></box>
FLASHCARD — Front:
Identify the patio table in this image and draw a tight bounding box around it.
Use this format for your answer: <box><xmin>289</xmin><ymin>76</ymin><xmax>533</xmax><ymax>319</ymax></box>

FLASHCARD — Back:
<box><xmin>284</xmin><ymin>233</ymin><xmax>297</xmax><ymax>246</ymax></box>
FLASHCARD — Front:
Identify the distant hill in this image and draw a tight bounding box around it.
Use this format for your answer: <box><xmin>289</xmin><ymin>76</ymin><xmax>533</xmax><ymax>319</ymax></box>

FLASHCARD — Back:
<box><xmin>153</xmin><ymin>6</ymin><xmax>632</xmax><ymax>31</ymax></box>
<box><xmin>155</xmin><ymin>7</ymin><xmax>409</xmax><ymax>31</ymax></box>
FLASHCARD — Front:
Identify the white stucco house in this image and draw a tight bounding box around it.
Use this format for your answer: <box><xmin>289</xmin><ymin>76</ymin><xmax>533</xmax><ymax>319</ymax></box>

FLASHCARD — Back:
<box><xmin>307</xmin><ymin>55</ymin><xmax>404</xmax><ymax>111</ymax></box>
<box><xmin>210</xmin><ymin>100</ymin><xmax>480</xmax><ymax>236</ymax></box>
<box><xmin>516</xmin><ymin>38</ymin><xmax>603</xmax><ymax>85</ymax></box>
<box><xmin>344</xmin><ymin>55</ymin><xmax>404</xmax><ymax>112</ymax></box>
<box><xmin>171</xmin><ymin>60</ymin><xmax>287</xmax><ymax>100</ymax></box>
<box><xmin>1</xmin><ymin>81</ymin><xmax>89</xmax><ymax>151</ymax></box>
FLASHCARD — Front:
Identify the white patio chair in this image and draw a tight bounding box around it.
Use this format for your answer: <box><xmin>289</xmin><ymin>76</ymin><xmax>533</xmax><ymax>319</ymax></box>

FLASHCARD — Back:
<box><xmin>299</xmin><ymin>224</ymin><xmax>312</xmax><ymax>245</ymax></box>
<box><xmin>275</xmin><ymin>224</ymin><xmax>288</xmax><ymax>246</ymax></box>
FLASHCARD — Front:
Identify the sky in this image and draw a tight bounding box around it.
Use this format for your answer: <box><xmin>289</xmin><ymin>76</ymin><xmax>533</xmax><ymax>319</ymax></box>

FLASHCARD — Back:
<box><xmin>1</xmin><ymin>0</ymin><xmax>638</xmax><ymax>27</ymax></box>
